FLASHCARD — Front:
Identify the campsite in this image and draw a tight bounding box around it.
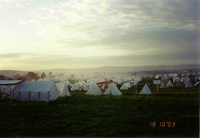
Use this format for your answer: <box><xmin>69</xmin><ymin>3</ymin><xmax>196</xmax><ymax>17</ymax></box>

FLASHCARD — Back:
<box><xmin>0</xmin><ymin>74</ymin><xmax>199</xmax><ymax>137</ymax></box>
<box><xmin>1</xmin><ymin>0</ymin><xmax>199</xmax><ymax>137</ymax></box>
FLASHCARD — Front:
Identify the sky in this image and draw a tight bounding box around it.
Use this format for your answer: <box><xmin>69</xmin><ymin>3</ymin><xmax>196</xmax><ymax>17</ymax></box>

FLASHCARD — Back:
<box><xmin>0</xmin><ymin>0</ymin><xmax>199</xmax><ymax>71</ymax></box>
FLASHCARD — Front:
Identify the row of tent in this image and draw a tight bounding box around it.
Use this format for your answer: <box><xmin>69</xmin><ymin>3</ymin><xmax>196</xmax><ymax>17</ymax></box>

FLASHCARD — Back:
<box><xmin>154</xmin><ymin>79</ymin><xmax>195</xmax><ymax>88</ymax></box>
<box><xmin>69</xmin><ymin>79</ymin><xmax>140</xmax><ymax>91</ymax></box>
<box><xmin>1</xmin><ymin>81</ymin><xmax>70</xmax><ymax>102</ymax></box>
<box><xmin>85</xmin><ymin>83</ymin><xmax>152</xmax><ymax>95</ymax></box>
<box><xmin>1</xmin><ymin>80</ymin><xmax>152</xmax><ymax>102</ymax></box>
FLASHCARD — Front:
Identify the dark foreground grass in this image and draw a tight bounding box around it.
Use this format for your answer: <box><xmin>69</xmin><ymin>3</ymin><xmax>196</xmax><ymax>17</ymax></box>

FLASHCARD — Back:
<box><xmin>0</xmin><ymin>82</ymin><xmax>199</xmax><ymax>137</ymax></box>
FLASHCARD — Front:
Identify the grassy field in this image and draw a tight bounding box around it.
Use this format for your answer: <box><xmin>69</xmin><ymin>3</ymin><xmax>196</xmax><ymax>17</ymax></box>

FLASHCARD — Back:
<box><xmin>0</xmin><ymin>79</ymin><xmax>199</xmax><ymax>137</ymax></box>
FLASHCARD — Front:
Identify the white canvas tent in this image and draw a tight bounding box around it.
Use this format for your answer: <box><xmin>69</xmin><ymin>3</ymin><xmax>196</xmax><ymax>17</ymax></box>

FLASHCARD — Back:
<box><xmin>103</xmin><ymin>83</ymin><xmax>122</xmax><ymax>95</ymax></box>
<box><xmin>173</xmin><ymin>77</ymin><xmax>180</xmax><ymax>83</ymax></box>
<box><xmin>176</xmin><ymin>80</ymin><xmax>183</xmax><ymax>87</ymax></box>
<box><xmin>1</xmin><ymin>85</ymin><xmax>13</xmax><ymax>95</ymax></box>
<box><xmin>160</xmin><ymin>82</ymin><xmax>168</xmax><ymax>88</ymax></box>
<box><xmin>194</xmin><ymin>81</ymin><xmax>199</xmax><ymax>86</ymax></box>
<box><xmin>139</xmin><ymin>84</ymin><xmax>153</xmax><ymax>95</ymax></box>
<box><xmin>86</xmin><ymin>83</ymin><xmax>103</xmax><ymax>95</ymax></box>
<box><xmin>153</xmin><ymin>80</ymin><xmax>161</xmax><ymax>85</ymax></box>
<box><xmin>124</xmin><ymin>82</ymin><xmax>131</xmax><ymax>88</ymax></box>
<box><xmin>0</xmin><ymin>80</ymin><xmax>23</xmax><ymax>85</ymax></box>
<box><xmin>70</xmin><ymin>84</ymin><xmax>80</xmax><ymax>91</ymax></box>
<box><xmin>166</xmin><ymin>80</ymin><xmax>174</xmax><ymax>87</ymax></box>
<box><xmin>181</xmin><ymin>77</ymin><xmax>189</xmax><ymax>82</ymax></box>
<box><xmin>12</xmin><ymin>81</ymin><xmax>59</xmax><ymax>102</ymax></box>
<box><xmin>101</xmin><ymin>84</ymin><xmax>105</xmax><ymax>89</ymax></box>
<box><xmin>56</xmin><ymin>83</ymin><xmax>70</xmax><ymax>97</ymax></box>
<box><xmin>120</xmin><ymin>84</ymin><xmax>128</xmax><ymax>90</ymax></box>
<box><xmin>155</xmin><ymin>74</ymin><xmax>161</xmax><ymax>79</ymax></box>
<box><xmin>185</xmin><ymin>81</ymin><xmax>193</xmax><ymax>88</ymax></box>
<box><xmin>82</xmin><ymin>84</ymin><xmax>89</xmax><ymax>91</ymax></box>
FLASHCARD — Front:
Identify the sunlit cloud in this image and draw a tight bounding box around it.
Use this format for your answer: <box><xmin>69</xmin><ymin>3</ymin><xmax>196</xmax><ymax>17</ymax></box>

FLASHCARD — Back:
<box><xmin>0</xmin><ymin>0</ymin><xmax>199</xmax><ymax>70</ymax></box>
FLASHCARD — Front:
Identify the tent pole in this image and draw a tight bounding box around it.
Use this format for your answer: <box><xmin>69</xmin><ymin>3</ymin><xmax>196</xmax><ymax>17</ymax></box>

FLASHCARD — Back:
<box><xmin>48</xmin><ymin>91</ymin><xmax>49</xmax><ymax>102</ymax></box>
<box><xmin>38</xmin><ymin>92</ymin><xmax>40</xmax><ymax>101</ymax></box>
<box><xmin>12</xmin><ymin>91</ymin><xmax>14</xmax><ymax>100</ymax></box>
<box><xmin>29</xmin><ymin>91</ymin><xmax>30</xmax><ymax>101</ymax></box>
<box><xmin>19</xmin><ymin>91</ymin><xmax>21</xmax><ymax>101</ymax></box>
<box><xmin>9</xmin><ymin>91</ymin><xmax>11</xmax><ymax>101</ymax></box>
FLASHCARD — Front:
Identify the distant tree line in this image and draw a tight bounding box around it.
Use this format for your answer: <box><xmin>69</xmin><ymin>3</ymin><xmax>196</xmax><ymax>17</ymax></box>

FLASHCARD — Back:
<box><xmin>0</xmin><ymin>72</ymin><xmax>40</xmax><ymax>81</ymax></box>
<box><xmin>0</xmin><ymin>75</ymin><xmax>13</xmax><ymax>80</ymax></box>
<box><xmin>0</xmin><ymin>71</ymin><xmax>66</xmax><ymax>81</ymax></box>
<box><xmin>13</xmin><ymin>72</ymin><xmax>40</xmax><ymax>81</ymax></box>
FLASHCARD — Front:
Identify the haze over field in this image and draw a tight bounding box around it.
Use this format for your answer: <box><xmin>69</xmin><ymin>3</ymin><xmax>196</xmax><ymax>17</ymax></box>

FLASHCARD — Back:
<box><xmin>0</xmin><ymin>0</ymin><xmax>199</xmax><ymax>71</ymax></box>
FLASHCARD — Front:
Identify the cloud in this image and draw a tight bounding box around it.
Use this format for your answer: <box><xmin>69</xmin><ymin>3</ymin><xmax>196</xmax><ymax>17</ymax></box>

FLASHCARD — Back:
<box><xmin>28</xmin><ymin>20</ymin><xmax>39</xmax><ymax>24</ymax></box>
<box><xmin>0</xmin><ymin>0</ymin><xmax>199</xmax><ymax>70</ymax></box>
<box><xmin>0</xmin><ymin>0</ymin><xmax>27</xmax><ymax>9</ymax></box>
<box><xmin>18</xmin><ymin>20</ymin><xmax>27</xmax><ymax>25</ymax></box>
<box><xmin>0</xmin><ymin>53</ymin><xmax>22</xmax><ymax>59</ymax></box>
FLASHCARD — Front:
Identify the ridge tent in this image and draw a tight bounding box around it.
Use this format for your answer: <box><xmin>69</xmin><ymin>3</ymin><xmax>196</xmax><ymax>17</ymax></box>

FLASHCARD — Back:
<box><xmin>103</xmin><ymin>83</ymin><xmax>122</xmax><ymax>95</ymax></box>
<box><xmin>153</xmin><ymin>80</ymin><xmax>161</xmax><ymax>85</ymax></box>
<box><xmin>56</xmin><ymin>82</ymin><xmax>70</xmax><ymax>97</ymax></box>
<box><xmin>166</xmin><ymin>80</ymin><xmax>174</xmax><ymax>87</ymax></box>
<box><xmin>185</xmin><ymin>81</ymin><xmax>193</xmax><ymax>88</ymax></box>
<box><xmin>194</xmin><ymin>81</ymin><xmax>199</xmax><ymax>86</ymax></box>
<box><xmin>183</xmin><ymin>79</ymin><xmax>191</xmax><ymax>85</ymax></box>
<box><xmin>139</xmin><ymin>84</ymin><xmax>153</xmax><ymax>95</ymax></box>
<box><xmin>1</xmin><ymin>85</ymin><xmax>13</xmax><ymax>95</ymax></box>
<box><xmin>12</xmin><ymin>81</ymin><xmax>59</xmax><ymax>102</ymax></box>
<box><xmin>70</xmin><ymin>84</ymin><xmax>80</xmax><ymax>91</ymax></box>
<box><xmin>155</xmin><ymin>74</ymin><xmax>161</xmax><ymax>79</ymax></box>
<box><xmin>175</xmin><ymin>80</ymin><xmax>183</xmax><ymax>86</ymax></box>
<box><xmin>175</xmin><ymin>80</ymin><xmax>183</xmax><ymax>87</ymax></box>
<box><xmin>82</xmin><ymin>84</ymin><xmax>89</xmax><ymax>91</ymax></box>
<box><xmin>101</xmin><ymin>84</ymin><xmax>105</xmax><ymax>89</ymax></box>
<box><xmin>181</xmin><ymin>77</ymin><xmax>189</xmax><ymax>82</ymax></box>
<box><xmin>160</xmin><ymin>82</ymin><xmax>168</xmax><ymax>88</ymax></box>
<box><xmin>124</xmin><ymin>82</ymin><xmax>131</xmax><ymax>88</ymax></box>
<box><xmin>120</xmin><ymin>84</ymin><xmax>129</xmax><ymax>90</ymax></box>
<box><xmin>86</xmin><ymin>83</ymin><xmax>103</xmax><ymax>95</ymax></box>
<box><xmin>173</xmin><ymin>77</ymin><xmax>180</xmax><ymax>83</ymax></box>
<box><xmin>161</xmin><ymin>78</ymin><xmax>168</xmax><ymax>85</ymax></box>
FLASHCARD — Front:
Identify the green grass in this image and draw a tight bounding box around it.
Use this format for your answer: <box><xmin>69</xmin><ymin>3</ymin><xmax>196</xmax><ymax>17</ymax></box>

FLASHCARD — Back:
<box><xmin>0</xmin><ymin>83</ymin><xmax>199</xmax><ymax>137</ymax></box>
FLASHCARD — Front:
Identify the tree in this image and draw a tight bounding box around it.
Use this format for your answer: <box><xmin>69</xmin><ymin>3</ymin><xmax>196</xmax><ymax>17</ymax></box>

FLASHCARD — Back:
<box><xmin>48</xmin><ymin>72</ymin><xmax>52</xmax><ymax>77</ymax></box>
<box><xmin>70</xmin><ymin>74</ymin><xmax>74</xmax><ymax>78</ymax></box>
<box><xmin>13</xmin><ymin>74</ymin><xmax>21</xmax><ymax>80</ymax></box>
<box><xmin>0</xmin><ymin>75</ymin><xmax>5</xmax><ymax>80</ymax></box>
<box><xmin>41</xmin><ymin>72</ymin><xmax>46</xmax><ymax>79</ymax></box>
<box><xmin>25</xmin><ymin>72</ymin><xmax>39</xmax><ymax>81</ymax></box>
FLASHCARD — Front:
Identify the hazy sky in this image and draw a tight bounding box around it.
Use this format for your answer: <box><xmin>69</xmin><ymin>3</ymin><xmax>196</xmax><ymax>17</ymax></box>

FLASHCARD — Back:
<box><xmin>0</xmin><ymin>0</ymin><xmax>199</xmax><ymax>71</ymax></box>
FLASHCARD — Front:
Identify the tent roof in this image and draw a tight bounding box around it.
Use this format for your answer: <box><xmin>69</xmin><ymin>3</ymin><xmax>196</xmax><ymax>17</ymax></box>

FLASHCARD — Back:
<box><xmin>160</xmin><ymin>82</ymin><xmax>168</xmax><ymax>88</ymax></box>
<box><xmin>0</xmin><ymin>80</ymin><xmax>23</xmax><ymax>85</ymax></box>
<box><xmin>14</xmin><ymin>81</ymin><xmax>56</xmax><ymax>92</ymax></box>
<box><xmin>120</xmin><ymin>84</ymin><xmax>128</xmax><ymax>90</ymax></box>
<box><xmin>104</xmin><ymin>83</ymin><xmax>122</xmax><ymax>95</ymax></box>
<box><xmin>56</xmin><ymin>83</ymin><xmax>65</xmax><ymax>92</ymax></box>
<box><xmin>139</xmin><ymin>84</ymin><xmax>153</xmax><ymax>94</ymax></box>
<box><xmin>86</xmin><ymin>83</ymin><xmax>103</xmax><ymax>95</ymax></box>
<box><xmin>167</xmin><ymin>80</ymin><xmax>174</xmax><ymax>87</ymax></box>
<box><xmin>176</xmin><ymin>80</ymin><xmax>183</xmax><ymax>86</ymax></box>
<box><xmin>185</xmin><ymin>81</ymin><xmax>193</xmax><ymax>88</ymax></box>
